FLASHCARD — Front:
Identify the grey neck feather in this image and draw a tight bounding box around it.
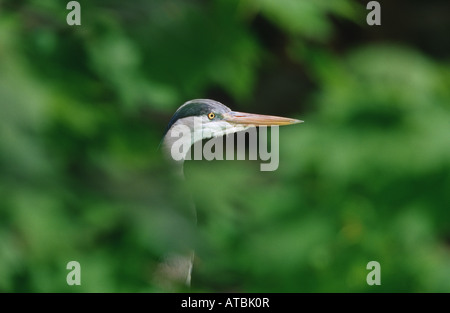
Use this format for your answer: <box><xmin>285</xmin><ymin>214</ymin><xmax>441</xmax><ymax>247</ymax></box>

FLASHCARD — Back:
<box><xmin>161</xmin><ymin>117</ymin><xmax>203</xmax><ymax>176</ymax></box>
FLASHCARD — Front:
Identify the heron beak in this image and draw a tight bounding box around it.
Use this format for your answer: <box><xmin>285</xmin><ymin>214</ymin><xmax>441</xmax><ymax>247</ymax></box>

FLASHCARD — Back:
<box><xmin>223</xmin><ymin>111</ymin><xmax>303</xmax><ymax>126</ymax></box>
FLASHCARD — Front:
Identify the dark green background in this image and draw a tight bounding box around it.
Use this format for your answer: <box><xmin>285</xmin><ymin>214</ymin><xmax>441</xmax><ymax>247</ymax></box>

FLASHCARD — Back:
<box><xmin>0</xmin><ymin>0</ymin><xmax>449</xmax><ymax>292</ymax></box>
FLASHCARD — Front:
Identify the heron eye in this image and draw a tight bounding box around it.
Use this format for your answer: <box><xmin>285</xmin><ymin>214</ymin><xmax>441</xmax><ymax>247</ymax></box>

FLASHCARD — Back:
<box><xmin>208</xmin><ymin>112</ymin><xmax>215</xmax><ymax>120</ymax></box>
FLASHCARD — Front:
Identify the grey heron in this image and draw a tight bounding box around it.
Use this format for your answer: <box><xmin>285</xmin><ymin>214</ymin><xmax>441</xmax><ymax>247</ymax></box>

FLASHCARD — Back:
<box><xmin>155</xmin><ymin>99</ymin><xmax>302</xmax><ymax>290</ymax></box>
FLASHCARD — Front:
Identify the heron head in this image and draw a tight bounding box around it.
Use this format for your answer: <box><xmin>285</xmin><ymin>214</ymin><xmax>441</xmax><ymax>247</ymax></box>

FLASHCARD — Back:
<box><xmin>164</xmin><ymin>99</ymin><xmax>302</xmax><ymax>143</ymax></box>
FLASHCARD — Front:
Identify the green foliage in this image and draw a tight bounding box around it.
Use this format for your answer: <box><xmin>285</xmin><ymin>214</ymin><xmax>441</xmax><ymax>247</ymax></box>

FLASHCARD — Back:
<box><xmin>0</xmin><ymin>0</ymin><xmax>449</xmax><ymax>292</ymax></box>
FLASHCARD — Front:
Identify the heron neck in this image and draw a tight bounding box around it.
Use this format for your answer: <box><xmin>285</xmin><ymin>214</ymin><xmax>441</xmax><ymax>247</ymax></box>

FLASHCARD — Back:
<box><xmin>161</xmin><ymin>131</ymin><xmax>192</xmax><ymax>177</ymax></box>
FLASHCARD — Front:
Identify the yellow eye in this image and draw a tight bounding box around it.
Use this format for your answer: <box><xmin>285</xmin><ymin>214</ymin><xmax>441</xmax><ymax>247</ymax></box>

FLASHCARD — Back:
<box><xmin>208</xmin><ymin>112</ymin><xmax>215</xmax><ymax>120</ymax></box>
